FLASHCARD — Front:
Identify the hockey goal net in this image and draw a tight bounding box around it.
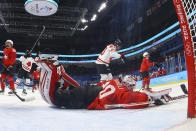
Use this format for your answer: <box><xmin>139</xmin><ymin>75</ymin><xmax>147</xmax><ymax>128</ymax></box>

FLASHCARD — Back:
<box><xmin>173</xmin><ymin>0</ymin><xmax>196</xmax><ymax>118</ymax></box>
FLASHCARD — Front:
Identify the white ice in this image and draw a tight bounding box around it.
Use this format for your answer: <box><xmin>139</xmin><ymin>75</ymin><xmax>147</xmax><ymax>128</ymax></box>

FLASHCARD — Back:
<box><xmin>0</xmin><ymin>82</ymin><xmax>195</xmax><ymax>131</ymax></box>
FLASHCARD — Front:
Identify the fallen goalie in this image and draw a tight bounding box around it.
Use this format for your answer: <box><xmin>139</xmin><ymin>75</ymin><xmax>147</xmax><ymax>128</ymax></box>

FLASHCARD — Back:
<box><xmin>35</xmin><ymin>57</ymin><xmax>176</xmax><ymax>110</ymax></box>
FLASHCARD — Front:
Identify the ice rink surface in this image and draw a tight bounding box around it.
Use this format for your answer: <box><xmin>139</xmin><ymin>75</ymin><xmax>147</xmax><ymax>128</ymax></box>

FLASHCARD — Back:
<box><xmin>0</xmin><ymin>82</ymin><xmax>195</xmax><ymax>131</ymax></box>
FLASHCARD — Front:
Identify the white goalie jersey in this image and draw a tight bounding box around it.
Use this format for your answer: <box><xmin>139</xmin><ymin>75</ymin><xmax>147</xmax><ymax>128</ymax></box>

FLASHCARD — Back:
<box><xmin>19</xmin><ymin>56</ymin><xmax>34</xmax><ymax>72</ymax></box>
<box><xmin>96</xmin><ymin>44</ymin><xmax>121</xmax><ymax>66</ymax></box>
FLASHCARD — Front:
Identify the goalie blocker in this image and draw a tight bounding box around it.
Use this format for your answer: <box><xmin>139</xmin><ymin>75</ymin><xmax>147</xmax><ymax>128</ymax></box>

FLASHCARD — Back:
<box><xmin>36</xmin><ymin>60</ymin><xmax>173</xmax><ymax>110</ymax></box>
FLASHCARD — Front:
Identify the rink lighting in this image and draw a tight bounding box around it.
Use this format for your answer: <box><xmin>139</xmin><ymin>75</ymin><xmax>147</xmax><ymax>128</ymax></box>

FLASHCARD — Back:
<box><xmin>24</xmin><ymin>0</ymin><xmax>58</xmax><ymax>16</ymax></box>
<box><xmin>81</xmin><ymin>18</ymin><xmax>88</xmax><ymax>23</ymax></box>
<box><xmin>98</xmin><ymin>2</ymin><xmax>107</xmax><ymax>13</ymax></box>
<box><xmin>91</xmin><ymin>14</ymin><xmax>97</xmax><ymax>21</ymax></box>
<box><xmin>83</xmin><ymin>25</ymin><xmax>88</xmax><ymax>30</ymax></box>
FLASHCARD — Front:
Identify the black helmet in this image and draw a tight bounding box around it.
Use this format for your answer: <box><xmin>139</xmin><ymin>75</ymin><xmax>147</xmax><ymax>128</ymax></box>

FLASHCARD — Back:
<box><xmin>113</xmin><ymin>39</ymin><xmax>122</xmax><ymax>47</ymax></box>
<box><xmin>24</xmin><ymin>50</ymin><xmax>31</xmax><ymax>58</ymax></box>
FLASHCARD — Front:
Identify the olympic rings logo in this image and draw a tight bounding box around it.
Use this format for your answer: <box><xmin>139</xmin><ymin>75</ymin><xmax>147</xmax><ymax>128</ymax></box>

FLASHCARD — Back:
<box><xmin>185</xmin><ymin>43</ymin><xmax>192</xmax><ymax>56</ymax></box>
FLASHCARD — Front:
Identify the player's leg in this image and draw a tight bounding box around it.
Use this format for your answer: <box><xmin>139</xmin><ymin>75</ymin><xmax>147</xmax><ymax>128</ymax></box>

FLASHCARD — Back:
<box><xmin>14</xmin><ymin>78</ymin><xmax>22</xmax><ymax>88</ymax></box>
<box><xmin>32</xmin><ymin>85</ymin><xmax>36</xmax><ymax>92</ymax></box>
<box><xmin>140</xmin><ymin>71</ymin><xmax>149</xmax><ymax>89</ymax></box>
<box><xmin>7</xmin><ymin>67</ymin><xmax>16</xmax><ymax>94</ymax></box>
<box><xmin>100</xmin><ymin>74</ymin><xmax>107</xmax><ymax>82</ymax></box>
<box><xmin>96</xmin><ymin>64</ymin><xmax>108</xmax><ymax>82</ymax></box>
<box><xmin>14</xmin><ymin>68</ymin><xmax>24</xmax><ymax>91</ymax></box>
<box><xmin>0</xmin><ymin>73</ymin><xmax>6</xmax><ymax>94</ymax></box>
<box><xmin>7</xmin><ymin>76</ymin><xmax>15</xmax><ymax>92</ymax></box>
<box><xmin>106</xmin><ymin>66</ymin><xmax>113</xmax><ymax>80</ymax></box>
<box><xmin>142</xmin><ymin>77</ymin><xmax>147</xmax><ymax>89</ymax></box>
<box><xmin>23</xmin><ymin>78</ymin><xmax>30</xmax><ymax>95</ymax></box>
<box><xmin>146</xmin><ymin>75</ymin><xmax>151</xmax><ymax>90</ymax></box>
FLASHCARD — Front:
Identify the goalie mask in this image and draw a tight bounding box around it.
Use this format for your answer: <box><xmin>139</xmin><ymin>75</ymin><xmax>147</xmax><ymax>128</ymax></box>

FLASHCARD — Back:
<box><xmin>122</xmin><ymin>75</ymin><xmax>136</xmax><ymax>91</ymax></box>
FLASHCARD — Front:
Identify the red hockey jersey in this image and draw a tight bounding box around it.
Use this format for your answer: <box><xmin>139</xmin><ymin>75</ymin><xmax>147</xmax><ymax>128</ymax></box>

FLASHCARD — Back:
<box><xmin>2</xmin><ymin>47</ymin><xmax>16</xmax><ymax>66</ymax></box>
<box><xmin>87</xmin><ymin>79</ymin><xmax>149</xmax><ymax>110</ymax></box>
<box><xmin>140</xmin><ymin>57</ymin><xmax>153</xmax><ymax>72</ymax></box>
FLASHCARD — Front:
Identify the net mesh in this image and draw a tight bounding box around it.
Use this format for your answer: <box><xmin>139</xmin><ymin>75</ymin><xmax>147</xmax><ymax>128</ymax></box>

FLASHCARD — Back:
<box><xmin>182</xmin><ymin>0</ymin><xmax>196</xmax><ymax>118</ymax></box>
<box><xmin>173</xmin><ymin>0</ymin><xmax>196</xmax><ymax>118</ymax></box>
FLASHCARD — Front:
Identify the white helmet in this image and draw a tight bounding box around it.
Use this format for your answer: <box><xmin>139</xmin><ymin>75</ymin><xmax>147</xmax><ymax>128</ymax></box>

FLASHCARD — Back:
<box><xmin>122</xmin><ymin>75</ymin><xmax>136</xmax><ymax>91</ymax></box>
<box><xmin>143</xmin><ymin>52</ymin><xmax>149</xmax><ymax>57</ymax></box>
<box><xmin>5</xmin><ymin>40</ymin><xmax>13</xmax><ymax>46</ymax></box>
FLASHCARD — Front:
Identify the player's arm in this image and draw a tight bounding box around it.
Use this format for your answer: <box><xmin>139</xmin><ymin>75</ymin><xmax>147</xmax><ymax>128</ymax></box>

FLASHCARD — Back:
<box><xmin>110</xmin><ymin>50</ymin><xmax>121</xmax><ymax>59</ymax></box>
<box><xmin>9</xmin><ymin>50</ymin><xmax>16</xmax><ymax>65</ymax></box>
<box><xmin>146</xmin><ymin>58</ymin><xmax>154</xmax><ymax>66</ymax></box>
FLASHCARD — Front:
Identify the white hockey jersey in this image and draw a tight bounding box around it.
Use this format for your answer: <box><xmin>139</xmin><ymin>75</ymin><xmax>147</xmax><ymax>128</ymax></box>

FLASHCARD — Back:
<box><xmin>19</xmin><ymin>56</ymin><xmax>34</xmax><ymax>72</ymax></box>
<box><xmin>96</xmin><ymin>44</ymin><xmax>121</xmax><ymax>66</ymax></box>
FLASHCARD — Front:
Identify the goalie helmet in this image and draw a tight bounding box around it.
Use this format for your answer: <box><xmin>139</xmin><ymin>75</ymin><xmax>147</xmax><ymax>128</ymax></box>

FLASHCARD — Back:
<box><xmin>143</xmin><ymin>52</ymin><xmax>149</xmax><ymax>57</ymax></box>
<box><xmin>122</xmin><ymin>75</ymin><xmax>136</xmax><ymax>91</ymax></box>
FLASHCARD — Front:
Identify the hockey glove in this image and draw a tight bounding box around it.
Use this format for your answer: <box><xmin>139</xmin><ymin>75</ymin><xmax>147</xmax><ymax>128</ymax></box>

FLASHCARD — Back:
<box><xmin>120</xmin><ymin>55</ymin><xmax>126</xmax><ymax>64</ymax></box>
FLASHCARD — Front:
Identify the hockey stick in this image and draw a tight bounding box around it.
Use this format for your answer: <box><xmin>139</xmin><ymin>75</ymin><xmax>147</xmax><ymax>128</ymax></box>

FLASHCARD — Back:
<box><xmin>12</xmin><ymin>91</ymin><xmax>35</xmax><ymax>102</ymax></box>
<box><xmin>29</xmin><ymin>25</ymin><xmax>45</xmax><ymax>54</ymax></box>
<box><xmin>0</xmin><ymin>78</ymin><xmax>35</xmax><ymax>102</ymax></box>
<box><xmin>104</xmin><ymin>101</ymin><xmax>153</xmax><ymax>109</ymax></box>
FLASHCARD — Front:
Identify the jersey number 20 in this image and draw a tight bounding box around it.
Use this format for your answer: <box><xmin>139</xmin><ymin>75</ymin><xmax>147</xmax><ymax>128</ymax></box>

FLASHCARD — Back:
<box><xmin>99</xmin><ymin>82</ymin><xmax>115</xmax><ymax>99</ymax></box>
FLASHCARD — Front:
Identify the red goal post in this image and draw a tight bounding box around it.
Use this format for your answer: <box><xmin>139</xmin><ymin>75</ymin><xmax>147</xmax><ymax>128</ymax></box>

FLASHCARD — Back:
<box><xmin>173</xmin><ymin>0</ymin><xmax>196</xmax><ymax>118</ymax></box>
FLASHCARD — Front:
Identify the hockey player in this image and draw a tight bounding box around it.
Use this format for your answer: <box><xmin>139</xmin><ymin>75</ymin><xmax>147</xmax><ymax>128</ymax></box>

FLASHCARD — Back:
<box><xmin>36</xmin><ymin>60</ymin><xmax>171</xmax><ymax>109</ymax></box>
<box><xmin>0</xmin><ymin>40</ymin><xmax>16</xmax><ymax>94</ymax></box>
<box><xmin>140</xmin><ymin>52</ymin><xmax>155</xmax><ymax>90</ymax></box>
<box><xmin>161</xmin><ymin>67</ymin><xmax>167</xmax><ymax>76</ymax></box>
<box><xmin>95</xmin><ymin>39</ymin><xmax>126</xmax><ymax>83</ymax></box>
<box><xmin>14</xmin><ymin>50</ymin><xmax>35</xmax><ymax>95</ymax></box>
<box><xmin>31</xmin><ymin>67</ymin><xmax>41</xmax><ymax>92</ymax></box>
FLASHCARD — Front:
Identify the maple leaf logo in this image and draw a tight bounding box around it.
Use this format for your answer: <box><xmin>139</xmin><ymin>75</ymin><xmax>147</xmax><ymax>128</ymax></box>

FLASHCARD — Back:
<box><xmin>27</xmin><ymin>62</ymin><xmax>31</xmax><ymax>66</ymax></box>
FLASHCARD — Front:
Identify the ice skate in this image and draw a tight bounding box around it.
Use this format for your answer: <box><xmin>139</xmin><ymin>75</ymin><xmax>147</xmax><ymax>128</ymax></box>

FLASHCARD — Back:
<box><xmin>8</xmin><ymin>90</ymin><xmax>16</xmax><ymax>96</ymax></box>
<box><xmin>22</xmin><ymin>89</ymin><xmax>27</xmax><ymax>95</ymax></box>
<box><xmin>0</xmin><ymin>90</ymin><xmax>5</xmax><ymax>95</ymax></box>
